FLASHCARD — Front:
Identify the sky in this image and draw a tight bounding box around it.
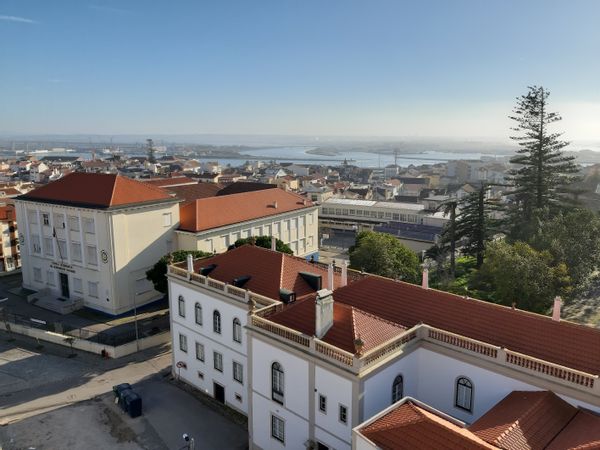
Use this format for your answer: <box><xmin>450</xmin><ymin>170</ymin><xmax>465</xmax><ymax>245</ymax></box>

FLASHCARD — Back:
<box><xmin>1</xmin><ymin>0</ymin><xmax>599</xmax><ymax>142</ymax></box>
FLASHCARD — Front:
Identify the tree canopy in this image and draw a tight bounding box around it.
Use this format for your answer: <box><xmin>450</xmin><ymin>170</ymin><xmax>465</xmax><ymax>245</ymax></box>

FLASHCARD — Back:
<box><xmin>233</xmin><ymin>236</ymin><xmax>293</xmax><ymax>254</ymax></box>
<box><xmin>349</xmin><ymin>231</ymin><xmax>421</xmax><ymax>283</ymax></box>
<box><xmin>146</xmin><ymin>250</ymin><xmax>212</xmax><ymax>294</ymax></box>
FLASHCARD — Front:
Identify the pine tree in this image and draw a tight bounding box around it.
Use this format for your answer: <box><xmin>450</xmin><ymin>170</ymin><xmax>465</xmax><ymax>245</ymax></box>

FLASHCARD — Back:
<box><xmin>506</xmin><ymin>86</ymin><xmax>579</xmax><ymax>240</ymax></box>
<box><xmin>436</xmin><ymin>199</ymin><xmax>458</xmax><ymax>276</ymax></box>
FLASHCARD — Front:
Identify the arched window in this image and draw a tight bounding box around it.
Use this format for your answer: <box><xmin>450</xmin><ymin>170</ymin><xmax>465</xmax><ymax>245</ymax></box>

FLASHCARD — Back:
<box><xmin>391</xmin><ymin>375</ymin><xmax>403</xmax><ymax>403</ymax></box>
<box><xmin>213</xmin><ymin>310</ymin><xmax>221</xmax><ymax>334</ymax></box>
<box><xmin>455</xmin><ymin>377</ymin><xmax>473</xmax><ymax>412</ymax></box>
<box><xmin>194</xmin><ymin>303</ymin><xmax>202</xmax><ymax>326</ymax></box>
<box><xmin>178</xmin><ymin>295</ymin><xmax>185</xmax><ymax>318</ymax></box>
<box><xmin>233</xmin><ymin>318</ymin><xmax>242</xmax><ymax>343</ymax></box>
<box><xmin>272</xmin><ymin>362</ymin><xmax>284</xmax><ymax>404</ymax></box>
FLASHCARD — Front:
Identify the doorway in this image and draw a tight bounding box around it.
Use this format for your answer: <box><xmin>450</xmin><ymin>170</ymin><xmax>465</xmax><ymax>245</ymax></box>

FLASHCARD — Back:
<box><xmin>213</xmin><ymin>382</ymin><xmax>225</xmax><ymax>404</ymax></box>
<box><xmin>59</xmin><ymin>273</ymin><xmax>69</xmax><ymax>298</ymax></box>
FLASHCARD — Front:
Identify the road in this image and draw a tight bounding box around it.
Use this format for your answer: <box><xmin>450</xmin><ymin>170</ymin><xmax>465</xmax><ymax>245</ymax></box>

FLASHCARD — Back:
<box><xmin>0</xmin><ymin>331</ymin><xmax>248</xmax><ymax>449</ymax></box>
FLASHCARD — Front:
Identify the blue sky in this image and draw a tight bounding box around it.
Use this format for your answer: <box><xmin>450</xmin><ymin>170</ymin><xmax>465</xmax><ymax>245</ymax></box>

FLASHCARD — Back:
<box><xmin>1</xmin><ymin>0</ymin><xmax>599</xmax><ymax>141</ymax></box>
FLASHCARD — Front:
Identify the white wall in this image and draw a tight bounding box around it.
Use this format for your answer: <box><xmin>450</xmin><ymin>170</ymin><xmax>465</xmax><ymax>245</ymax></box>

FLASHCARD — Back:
<box><xmin>314</xmin><ymin>366</ymin><xmax>353</xmax><ymax>449</ymax></box>
<box><xmin>170</xmin><ymin>281</ymin><xmax>249</xmax><ymax>413</ymax></box>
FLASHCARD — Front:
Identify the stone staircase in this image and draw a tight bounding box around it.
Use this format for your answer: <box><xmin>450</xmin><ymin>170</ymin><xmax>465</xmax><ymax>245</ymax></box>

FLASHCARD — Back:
<box><xmin>27</xmin><ymin>289</ymin><xmax>84</xmax><ymax>315</ymax></box>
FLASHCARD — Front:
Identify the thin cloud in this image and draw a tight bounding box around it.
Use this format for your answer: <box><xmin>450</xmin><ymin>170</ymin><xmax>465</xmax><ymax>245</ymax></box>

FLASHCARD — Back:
<box><xmin>89</xmin><ymin>5</ymin><xmax>132</xmax><ymax>15</ymax></box>
<box><xmin>0</xmin><ymin>15</ymin><xmax>38</xmax><ymax>24</ymax></box>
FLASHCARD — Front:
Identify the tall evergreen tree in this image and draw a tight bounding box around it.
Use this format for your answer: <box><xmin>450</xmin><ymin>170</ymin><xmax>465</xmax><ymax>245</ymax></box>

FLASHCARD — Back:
<box><xmin>436</xmin><ymin>199</ymin><xmax>458</xmax><ymax>276</ymax></box>
<box><xmin>506</xmin><ymin>86</ymin><xmax>579</xmax><ymax>240</ymax></box>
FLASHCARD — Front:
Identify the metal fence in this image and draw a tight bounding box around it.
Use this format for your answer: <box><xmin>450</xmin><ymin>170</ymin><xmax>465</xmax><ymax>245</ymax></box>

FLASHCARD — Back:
<box><xmin>1</xmin><ymin>309</ymin><xmax>170</xmax><ymax>347</ymax></box>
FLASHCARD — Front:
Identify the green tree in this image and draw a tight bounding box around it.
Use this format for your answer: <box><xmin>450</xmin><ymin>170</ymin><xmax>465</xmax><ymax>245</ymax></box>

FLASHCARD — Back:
<box><xmin>477</xmin><ymin>240</ymin><xmax>571</xmax><ymax>313</ymax></box>
<box><xmin>146</xmin><ymin>250</ymin><xmax>211</xmax><ymax>294</ymax></box>
<box><xmin>436</xmin><ymin>199</ymin><xmax>458</xmax><ymax>277</ymax></box>
<box><xmin>531</xmin><ymin>209</ymin><xmax>600</xmax><ymax>288</ymax></box>
<box><xmin>234</xmin><ymin>236</ymin><xmax>293</xmax><ymax>254</ymax></box>
<box><xmin>505</xmin><ymin>86</ymin><xmax>579</xmax><ymax>240</ymax></box>
<box><xmin>349</xmin><ymin>231</ymin><xmax>421</xmax><ymax>283</ymax></box>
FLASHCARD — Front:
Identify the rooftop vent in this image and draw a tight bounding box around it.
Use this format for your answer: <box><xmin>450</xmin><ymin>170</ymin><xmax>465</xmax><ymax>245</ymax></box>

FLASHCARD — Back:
<box><xmin>279</xmin><ymin>289</ymin><xmax>296</xmax><ymax>304</ymax></box>
<box><xmin>199</xmin><ymin>264</ymin><xmax>217</xmax><ymax>276</ymax></box>
<box><xmin>232</xmin><ymin>275</ymin><xmax>251</xmax><ymax>288</ymax></box>
<box><xmin>299</xmin><ymin>272</ymin><xmax>322</xmax><ymax>291</ymax></box>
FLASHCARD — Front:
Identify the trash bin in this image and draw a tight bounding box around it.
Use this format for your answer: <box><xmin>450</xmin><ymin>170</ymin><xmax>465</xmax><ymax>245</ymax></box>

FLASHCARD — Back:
<box><xmin>113</xmin><ymin>383</ymin><xmax>131</xmax><ymax>401</ymax></box>
<box><xmin>123</xmin><ymin>391</ymin><xmax>142</xmax><ymax>418</ymax></box>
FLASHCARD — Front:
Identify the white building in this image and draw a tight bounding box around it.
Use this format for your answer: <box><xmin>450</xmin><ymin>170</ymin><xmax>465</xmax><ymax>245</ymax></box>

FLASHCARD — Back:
<box><xmin>15</xmin><ymin>172</ymin><xmax>180</xmax><ymax>315</ymax></box>
<box><xmin>177</xmin><ymin>188</ymin><xmax>319</xmax><ymax>259</ymax></box>
<box><xmin>167</xmin><ymin>245</ymin><xmax>600</xmax><ymax>450</ymax></box>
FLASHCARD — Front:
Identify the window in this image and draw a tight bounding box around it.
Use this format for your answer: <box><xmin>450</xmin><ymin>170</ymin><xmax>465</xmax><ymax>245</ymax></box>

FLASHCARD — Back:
<box><xmin>339</xmin><ymin>404</ymin><xmax>348</xmax><ymax>424</ymax></box>
<box><xmin>195</xmin><ymin>342</ymin><xmax>204</xmax><ymax>361</ymax></box>
<box><xmin>44</xmin><ymin>237</ymin><xmax>54</xmax><ymax>256</ymax></box>
<box><xmin>393</xmin><ymin>213</ymin><xmax>400</xmax><ymax>221</ymax></box>
<box><xmin>28</xmin><ymin>210</ymin><xmax>38</xmax><ymax>224</ymax></box>
<box><xmin>33</xmin><ymin>267</ymin><xmax>42</xmax><ymax>282</ymax></box>
<box><xmin>195</xmin><ymin>303</ymin><xmax>202</xmax><ymax>325</ymax></box>
<box><xmin>178</xmin><ymin>295</ymin><xmax>185</xmax><ymax>317</ymax></box>
<box><xmin>53</xmin><ymin>213</ymin><xmax>64</xmax><ymax>228</ymax></box>
<box><xmin>57</xmin><ymin>240</ymin><xmax>67</xmax><ymax>259</ymax></box>
<box><xmin>233</xmin><ymin>361</ymin><xmax>243</xmax><ymax>384</ymax></box>
<box><xmin>392</xmin><ymin>375</ymin><xmax>404</xmax><ymax>403</ymax></box>
<box><xmin>308</xmin><ymin>213</ymin><xmax>314</xmax><ymax>225</ymax></box>
<box><xmin>213</xmin><ymin>310</ymin><xmax>221</xmax><ymax>334</ymax></box>
<box><xmin>31</xmin><ymin>234</ymin><xmax>41</xmax><ymax>254</ymax></box>
<box><xmin>179</xmin><ymin>333</ymin><xmax>188</xmax><ymax>353</ymax></box>
<box><xmin>42</xmin><ymin>213</ymin><xmax>49</xmax><ymax>226</ymax></box>
<box><xmin>86</xmin><ymin>245</ymin><xmax>97</xmax><ymax>265</ymax></box>
<box><xmin>271</xmin><ymin>362</ymin><xmax>284</xmax><ymax>404</ymax></box>
<box><xmin>233</xmin><ymin>318</ymin><xmax>242</xmax><ymax>343</ymax></box>
<box><xmin>73</xmin><ymin>277</ymin><xmax>83</xmax><ymax>293</ymax></box>
<box><xmin>213</xmin><ymin>351</ymin><xmax>223</xmax><ymax>372</ymax></box>
<box><xmin>163</xmin><ymin>213</ymin><xmax>172</xmax><ymax>227</ymax></box>
<box><xmin>71</xmin><ymin>242</ymin><xmax>82</xmax><ymax>262</ymax></box>
<box><xmin>69</xmin><ymin>216</ymin><xmax>79</xmax><ymax>232</ymax></box>
<box><xmin>455</xmin><ymin>377</ymin><xmax>473</xmax><ymax>412</ymax></box>
<box><xmin>83</xmin><ymin>218</ymin><xmax>95</xmax><ymax>234</ymax></box>
<box><xmin>271</xmin><ymin>415</ymin><xmax>285</xmax><ymax>443</ymax></box>
<box><xmin>319</xmin><ymin>394</ymin><xmax>327</xmax><ymax>413</ymax></box>
<box><xmin>46</xmin><ymin>270</ymin><xmax>55</xmax><ymax>286</ymax></box>
<box><xmin>88</xmin><ymin>281</ymin><xmax>99</xmax><ymax>298</ymax></box>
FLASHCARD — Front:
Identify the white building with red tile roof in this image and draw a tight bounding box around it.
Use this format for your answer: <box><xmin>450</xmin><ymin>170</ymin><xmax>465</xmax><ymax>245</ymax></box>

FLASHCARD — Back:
<box><xmin>15</xmin><ymin>172</ymin><xmax>180</xmax><ymax>315</ymax></box>
<box><xmin>166</xmin><ymin>245</ymin><xmax>600</xmax><ymax>450</ymax></box>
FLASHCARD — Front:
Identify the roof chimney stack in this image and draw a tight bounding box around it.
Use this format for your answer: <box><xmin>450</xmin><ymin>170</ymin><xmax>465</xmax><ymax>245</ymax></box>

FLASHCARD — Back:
<box><xmin>315</xmin><ymin>289</ymin><xmax>334</xmax><ymax>339</ymax></box>
<box><xmin>187</xmin><ymin>253</ymin><xmax>194</xmax><ymax>273</ymax></box>
<box><xmin>273</xmin><ymin>201</ymin><xmax>278</xmax><ymax>209</ymax></box>
<box><xmin>552</xmin><ymin>296</ymin><xmax>562</xmax><ymax>322</ymax></box>
<box><xmin>327</xmin><ymin>263</ymin><xmax>334</xmax><ymax>290</ymax></box>
<box><xmin>341</xmin><ymin>261</ymin><xmax>348</xmax><ymax>287</ymax></box>
<box><xmin>271</xmin><ymin>236</ymin><xmax>277</xmax><ymax>251</ymax></box>
<box><xmin>422</xmin><ymin>268</ymin><xmax>429</xmax><ymax>289</ymax></box>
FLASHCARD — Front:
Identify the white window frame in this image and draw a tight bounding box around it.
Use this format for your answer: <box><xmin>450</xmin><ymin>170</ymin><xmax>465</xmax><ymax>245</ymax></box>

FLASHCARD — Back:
<box><xmin>178</xmin><ymin>295</ymin><xmax>185</xmax><ymax>318</ymax></box>
<box><xmin>179</xmin><ymin>333</ymin><xmax>188</xmax><ymax>353</ymax></box>
<box><xmin>195</xmin><ymin>342</ymin><xmax>204</xmax><ymax>361</ymax></box>
<box><xmin>233</xmin><ymin>361</ymin><xmax>243</xmax><ymax>384</ymax></box>
<box><xmin>232</xmin><ymin>318</ymin><xmax>242</xmax><ymax>343</ymax></box>
<box><xmin>213</xmin><ymin>351</ymin><xmax>223</xmax><ymax>372</ymax></box>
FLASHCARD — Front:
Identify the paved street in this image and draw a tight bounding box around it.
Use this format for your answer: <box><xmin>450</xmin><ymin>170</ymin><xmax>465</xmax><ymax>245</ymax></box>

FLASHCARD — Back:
<box><xmin>0</xmin><ymin>331</ymin><xmax>248</xmax><ymax>449</ymax></box>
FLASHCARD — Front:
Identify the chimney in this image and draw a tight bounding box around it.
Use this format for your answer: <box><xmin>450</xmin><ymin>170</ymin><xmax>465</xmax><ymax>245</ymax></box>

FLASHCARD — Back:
<box><xmin>271</xmin><ymin>236</ymin><xmax>277</xmax><ymax>251</ymax></box>
<box><xmin>315</xmin><ymin>289</ymin><xmax>334</xmax><ymax>339</ymax></box>
<box><xmin>552</xmin><ymin>296</ymin><xmax>562</xmax><ymax>322</ymax></box>
<box><xmin>327</xmin><ymin>263</ymin><xmax>334</xmax><ymax>290</ymax></box>
<box><xmin>273</xmin><ymin>201</ymin><xmax>278</xmax><ymax>209</ymax></box>
<box><xmin>187</xmin><ymin>253</ymin><xmax>194</xmax><ymax>273</ymax></box>
<box><xmin>421</xmin><ymin>268</ymin><xmax>429</xmax><ymax>289</ymax></box>
<box><xmin>341</xmin><ymin>261</ymin><xmax>348</xmax><ymax>287</ymax></box>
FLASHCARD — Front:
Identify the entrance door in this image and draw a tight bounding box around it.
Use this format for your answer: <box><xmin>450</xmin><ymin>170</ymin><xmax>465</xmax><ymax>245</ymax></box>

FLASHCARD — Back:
<box><xmin>214</xmin><ymin>382</ymin><xmax>225</xmax><ymax>404</ymax></box>
<box><xmin>59</xmin><ymin>273</ymin><xmax>69</xmax><ymax>298</ymax></box>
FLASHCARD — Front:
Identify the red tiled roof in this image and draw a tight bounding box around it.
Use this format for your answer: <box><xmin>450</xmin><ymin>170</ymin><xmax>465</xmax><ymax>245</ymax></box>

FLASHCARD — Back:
<box><xmin>143</xmin><ymin>176</ymin><xmax>197</xmax><ymax>188</ymax></box>
<box><xmin>268</xmin><ymin>298</ymin><xmax>404</xmax><ymax>353</ymax></box>
<box><xmin>546</xmin><ymin>410</ymin><xmax>600</xmax><ymax>450</ymax></box>
<box><xmin>360</xmin><ymin>401</ymin><xmax>495</xmax><ymax>450</ymax></box>
<box><xmin>0</xmin><ymin>188</ymin><xmax>21</xmax><ymax>197</ymax></box>
<box><xmin>165</xmin><ymin>183</ymin><xmax>222</xmax><ymax>205</ymax></box>
<box><xmin>469</xmin><ymin>391</ymin><xmax>578</xmax><ymax>450</ymax></box>
<box><xmin>18</xmin><ymin>172</ymin><xmax>174</xmax><ymax>209</ymax></box>
<box><xmin>332</xmin><ymin>276</ymin><xmax>600</xmax><ymax>375</ymax></box>
<box><xmin>179</xmin><ymin>188</ymin><xmax>313</xmax><ymax>232</ymax></box>
<box><xmin>184</xmin><ymin>245</ymin><xmax>342</xmax><ymax>300</ymax></box>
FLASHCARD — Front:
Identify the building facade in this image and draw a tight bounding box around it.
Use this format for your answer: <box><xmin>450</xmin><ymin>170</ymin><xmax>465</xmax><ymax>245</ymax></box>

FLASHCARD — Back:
<box><xmin>15</xmin><ymin>173</ymin><xmax>180</xmax><ymax>315</ymax></box>
<box><xmin>0</xmin><ymin>202</ymin><xmax>20</xmax><ymax>273</ymax></box>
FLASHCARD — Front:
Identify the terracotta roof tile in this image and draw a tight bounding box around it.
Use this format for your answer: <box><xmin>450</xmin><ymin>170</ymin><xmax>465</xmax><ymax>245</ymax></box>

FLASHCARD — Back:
<box><xmin>333</xmin><ymin>276</ymin><xmax>600</xmax><ymax>375</ymax></box>
<box><xmin>165</xmin><ymin>183</ymin><xmax>222</xmax><ymax>205</ymax></box>
<box><xmin>360</xmin><ymin>401</ymin><xmax>496</xmax><ymax>450</ymax></box>
<box><xmin>178</xmin><ymin>188</ymin><xmax>313</xmax><ymax>232</ymax></box>
<box><xmin>184</xmin><ymin>245</ymin><xmax>342</xmax><ymax>300</ymax></box>
<box><xmin>469</xmin><ymin>391</ymin><xmax>578</xmax><ymax>450</ymax></box>
<box><xmin>18</xmin><ymin>173</ymin><xmax>174</xmax><ymax>209</ymax></box>
<box><xmin>546</xmin><ymin>410</ymin><xmax>600</xmax><ymax>450</ymax></box>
